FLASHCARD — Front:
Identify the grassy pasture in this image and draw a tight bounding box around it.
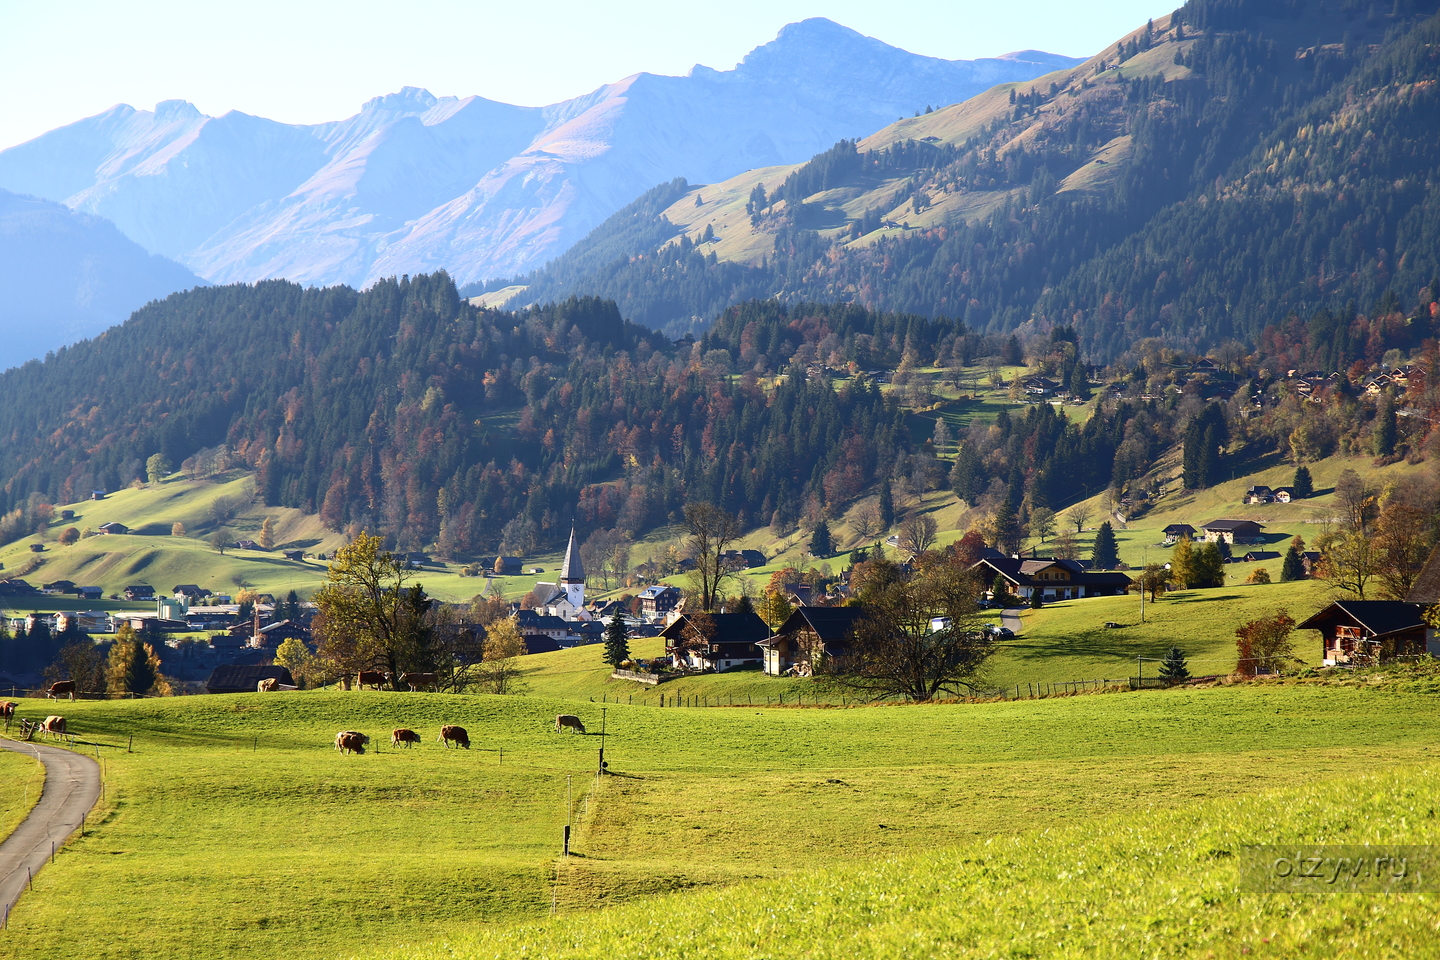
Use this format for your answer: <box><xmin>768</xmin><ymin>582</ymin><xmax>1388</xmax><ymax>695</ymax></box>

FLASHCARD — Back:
<box><xmin>1</xmin><ymin>682</ymin><xmax>1438</xmax><ymax>959</ymax></box>
<box><xmin>0</xmin><ymin>745</ymin><xmax>44</xmax><ymax>845</ymax></box>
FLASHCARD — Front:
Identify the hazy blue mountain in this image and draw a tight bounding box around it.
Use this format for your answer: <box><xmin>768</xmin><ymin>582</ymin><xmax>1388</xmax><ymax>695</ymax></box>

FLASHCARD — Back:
<box><xmin>0</xmin><ymin>20</ymin><xmax>1078</xmax><ymax>288</ymax></box>
<box><xmin>0</xmin><ymin>189</ymin><xmax>202</xmax><ymax>370</ymax></box>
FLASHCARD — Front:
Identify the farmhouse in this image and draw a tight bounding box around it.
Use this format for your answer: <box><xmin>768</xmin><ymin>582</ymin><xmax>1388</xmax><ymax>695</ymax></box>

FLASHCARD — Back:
<box><xmin>663</xmin><ymin>611</ymin><xmax>769</xmax><ymax>671</ymax></box>
<box><xmin>1200</xmin><ymin>519</ymin><xmax>1265</xmax><ymax>545</ymax></box>
<box><xmin>124</xmin><ymin>585</ymin><xmax>156</xmax><ymax>600</ymax></box>
<box><xmin>98</xmin><ymin>521</ymin><xmax>129</xmax><ymax>535</ymax></box>
<box><xmin>493</xmin><ymin>556</ymin><xmax>523</xmax><ymax>576</ymax></box>
<box><xmin>1162</xmin><ymin>523</ymin><xmax>1196</xmax><ymax>543</ymax></box>
<box><xmin>1298</xmin><ymin>601</ymin><xmax>1433</xmax><ymax>666</ymax></box>
<box><xmin>173</xmin><ymin>584</ymin><xmax>205</xmax><ymax>599</ymax></box>
<box><xmin>282</xmin><ymin>549</ymin><xmax>305</xmax><ymax>561</ymax></box>
<box><xmin>1241</xmin><ymin>551</ymin><xmax>1280</xmax><ymax>562</ymax></box>
<box><xmin>971</xmin><ymin>557</ymin><xmax>1131</xmax><ymax>602</ymax></box>
<box><xmin>1244</xmin><ymin>485</ymin><xmax>1273</xmax><ymax>504</ymax></box>
<box><xmin>759</xmin><ymin>606</ymin><xmax>869</xmax><ymax>677</ymax></box>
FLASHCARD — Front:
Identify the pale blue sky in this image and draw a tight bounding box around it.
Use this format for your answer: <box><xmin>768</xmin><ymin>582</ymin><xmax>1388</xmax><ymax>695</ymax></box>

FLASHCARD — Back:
<box><xmin>0</xmin><ymin>0</ymin><xmax>1173</xmax><ymax>150</ymax></box>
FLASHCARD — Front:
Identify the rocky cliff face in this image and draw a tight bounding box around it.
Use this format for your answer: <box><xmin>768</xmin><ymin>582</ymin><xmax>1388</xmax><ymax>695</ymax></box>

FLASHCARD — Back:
<box><xmin>0</xmin><ymin>20</ymin><xmax>1078</xmax><ymax>289</ymax></box>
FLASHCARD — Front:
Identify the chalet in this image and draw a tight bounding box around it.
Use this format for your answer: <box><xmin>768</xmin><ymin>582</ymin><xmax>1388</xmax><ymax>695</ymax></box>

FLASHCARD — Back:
<box><xmin>77</xmin><ymin>586</ymin><xmax>102</xmax><ymax>600</ymax></box>
<box><xmin>172</xmin><ymin>584</ymin><xmax>206</xmax><ymax>599</ymax></box>
<box><xmin>43</xmin><ymin>580</ymin><xmax>77</xmax><ymax>594</ymax></box>
<box><xmin>971</xmin><ymin>557</ymin><xmax>1131</xmax><ymax>602</ymax></box>
<box><xmin>28</xmin><ymin>543</ymin><xmax>44</xmax><ymax>553</ymax></box>
<box><xmin>234</xmin><ymin>539</ymin><xmax>259</xmax><ymax>550</ymax></box>
<box><xmin>1021</xmin><ymin>376</ymin><xmax>1060</xmax><ymax>397</ymax></box>
<box><xmin>663</xmin><ymin>611</ymin><xmax>770</xmax><ymax>671</ymax></box>
<box><xmin>98</xmin><ymin>522</ymin><xmax>129</xmax><ymax>535</ymax></box>
<box><xmin>124</xmin><ymin>585</ymin><xmax>156</xmax><ymax>601</ymax></box>
<box><xmin>1191</xmin><ymin>357</ymin><xmax>1220</xmax><ymax>372</ymax></box>
<box><xmin>205</xmin><ymin>664</ymin><xmax>295</xmax><ymax>695</ymax></box>
<box><xmin>493</xmin><ymin>556</ymin><xmax>523</xmax><ymax>576</ymax></box>
<box><xmin>759</xmin><ymin>606</ymin><xmax>869</xmax><ymax>677</ymax></box>
<box><xmin>521</xmin><ymin>634</ymin><xmax>567</xmax><ymax>654</ymax></box>
<box><xmin>60</xmin><ymin>510</ymin><xmax>75</xmax><ymax>521</ymax></box>
<box><xmin>1272</xmin><ymin>487</ymin><xmax>1295</xmax><ymax>503</ymax></box>
<box><xmin>1301</xmin><ymin>551</ymin><xmax>1324</xmax><ymax>575</ymax></box>
<box><xmin>514</xmin><ymin>610</ymin><xmax>572</xmax><ymax>640</ymax></box>
<box><xmin>1297</xmin><ymin>601</ymin><xmax>1432</xmax><ymax>666</ymax></box>
<box><xmin>639</xmin><ymin>585</ymin><xmax>682</xmax><ymax>618</ymax></box>
<box><xmin>1200</xmin><ymin>519</ymin><xmax>1266</xmax><ymax>545</ymax></box>
<box><xmin>1162</xmin><ymin>524</ymin><xmax>1197</xmax><ymax>543</ymax></box>
<box><xmin>1244</xmin><ymin>485</ymin><xmax>1273</xmax><ymax>504</ymax></box>
<box><xmin>0</xmin><ymin>579</ymin><xmax>39</xmax><ymax>596</ymax></box>
<box><xmin>1241</xmin><ymin>551</ymin><xmax>1280</xmax><ymax>562</ymax></box>
<box><xmin>722</xmin><ymin>549</ymin><xmax>768</xmax><ymax>570</ymax></box>
<box><xmin>1364</xmin><ymin>374</ymin><xmax>1395</xmax><ymax>397</ymax></box>
<box><xmin>91</xmin><ymin>490</ymin><xmax>105</xmax><ymax>500</ymax></box>
<box><xmin>282</xmin><ymin>549</ymin><xmax>305</xmax><ymax>561</ymax></box>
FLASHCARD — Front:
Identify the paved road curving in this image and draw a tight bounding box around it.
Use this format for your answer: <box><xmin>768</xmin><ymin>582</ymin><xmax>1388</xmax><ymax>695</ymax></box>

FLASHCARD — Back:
<box><xmin>1000</xmin><ymin>607</ymin><xmax>1024</xmax><ymax>635</ymax></box>
<box><xmin>0</xmin><ymin>736</ymin><xmax>101</xmax><ymax>920</ymax></box>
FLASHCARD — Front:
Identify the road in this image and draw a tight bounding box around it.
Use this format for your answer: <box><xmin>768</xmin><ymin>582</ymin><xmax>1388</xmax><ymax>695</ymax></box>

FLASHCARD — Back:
<box><xmin>1001</xmin><ymin>607</ymin><xmax>1024</xmax><ymax>635</ymax></box>
<box><xmin>0</xmin><ymin>736</ymin><xmax>101</xmax><ymax>921</ymax></box>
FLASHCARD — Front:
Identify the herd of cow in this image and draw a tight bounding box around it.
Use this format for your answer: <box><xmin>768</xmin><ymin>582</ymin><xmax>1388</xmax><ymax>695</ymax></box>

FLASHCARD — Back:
<box><xmin>2</xmin><ymin>701</ymin><xmax>69</xmax><ymax>741</ymax></box>
<box><xmin>333</xmin><ymin>714</ymin><xmax>587</xmax><ymax>755</ymax></box>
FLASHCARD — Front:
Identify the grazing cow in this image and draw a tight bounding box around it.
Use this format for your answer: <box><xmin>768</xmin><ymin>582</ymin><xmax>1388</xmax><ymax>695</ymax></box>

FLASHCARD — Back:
<box><xmin>47</xmin><ymin>680</ymin><xmax>76</xmax><ymax>701</ymax></box>
<box><xmin>556</xmin><ymin>714</ymin><xmax>586</xmax><ymax>734</ymax></box>
<box><xmin>257</xmin><ymin>678</ymin><xmax>279</xmax><ymax>692</ymax></box>
<box><xmin>399</xmin><ymin>672</ymin><xmax>438</xmax><ymax>692</ymax></box>
<box><xmin>334</xmin><ymin>731</ymin><xmax>368</xmax><ymax>755</ymax></box>
<box><xmin>392</xmin><ymin>728</ymin><xmax>421</xmax><ymax>749</ymax></box>
<box><xmin>357</xmin><ymin>671</ymin><xmax>386</xmax><ymax>690</ymax></box>
<box><xmin>0</xmin><ymin>701</ymin><xmax>15</xmax><ymax>720</ymax></box>
<box><xmin>438</xmin><ymin>725</ymin><xmax>470</xmax><ymax>749</ymax></box>
<box><xmin>42</xmin><ymin>715</ymin><xmax>66</xmax><ymax>738</ymax></box>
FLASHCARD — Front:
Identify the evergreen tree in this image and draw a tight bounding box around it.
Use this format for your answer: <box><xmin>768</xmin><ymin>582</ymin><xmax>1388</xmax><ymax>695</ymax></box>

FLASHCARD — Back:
<box><xmin>1171</xmin><ymin>536</ymin><xmax>1194</xmax><ymax>590</ymax></box>
<box><xmin>810</xmin><ymin>520</ymin><xmax>833</xmax><ymax>558</ymax></box>
<box><xmin>1091</xmin><ymin>521</ymin><xmax>1119</xmax><ymax>569</ymax></box>
<box><xmin>1158</xmin><ymin>645</ymin><xmax>1190</xmax><ymax>685</ymax></box>
<box><xmin>878</xmin><ymin>480</ymin><xmax>895</xmax><ymax>532</ymax></box>
<box><xmin>1372</xmin><ymin>393</ymin><xmax>1398</xmax><ymax>457</ymax></box>
<box><xmin>1068</xmin><ymin>361</ymin><xmax>1090</xmax><ymax>400</ymax></box>
<box><xmin>991</xmin><ymin>497</ymin><xmax>1024</xmax><ymax>556</ymax></box>
<box><xmin>1280</xmin><ymin>544</ymin><xmax>1306</xmax><ymax>581</ymax></box>
<box><xmin>602</xmin><ymin>615</ymin><xmax>631</xmax><ymax>668</ymax></box>
<box><xmin>1192</xmin><ymin>542</ymin><xmax>1226</xmax><ymax>588</ymax></box>
<box><xmin>1292</xmin><ymin>465</ymin><xmax>1313</xmax><ymax>499</ymax></box>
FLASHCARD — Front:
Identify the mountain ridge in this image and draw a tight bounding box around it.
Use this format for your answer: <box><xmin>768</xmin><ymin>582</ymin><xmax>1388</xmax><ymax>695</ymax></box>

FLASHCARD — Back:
<box><xmin>0</xmin><ymin>20</ymin><xmax>1080</xmax><ymax>290</ymax></box>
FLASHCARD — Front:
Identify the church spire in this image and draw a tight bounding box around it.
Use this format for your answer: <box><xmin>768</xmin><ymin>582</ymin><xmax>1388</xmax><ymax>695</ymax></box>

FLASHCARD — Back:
<box><xmin>560</xmin><ymin>524</ymin><xmax>585</xmax><ymax>584</ymax></box>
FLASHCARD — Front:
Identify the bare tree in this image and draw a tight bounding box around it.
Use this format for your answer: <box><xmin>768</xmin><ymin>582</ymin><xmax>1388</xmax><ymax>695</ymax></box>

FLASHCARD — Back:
<box><xmin>1334</xmin><ymin>469</ymin><xmax>1379</xmax><ymax>535</ymax></box>
<box><xmin>1065</xmin><ymin>502</ymin><xmax>1093</xmax><ymax>534</ymax></box>
<box><xmin>851</xmin><ymin>501</ymin><xmax>884</xmax><ymax>544</ymax></box>
<box><xmin>898</xmin><ymin>513</ymin><xmax>939</xmax><ymax>557</ymax></box>
<box><xmin>1029</xmin><ymin>507</ymin><xmax>1056</xmax><ymax>544</ymax></box>
<box><xmin>1374</xmin><ymin>501</ymin><xmax>1434</xmax><ymax>600</ymax></box>
<box><xmin>1316</xmin><ymin>534</ymin><xmax>1381</xmax><ymax>600</ymax></box>
<box><xmin>683</xmin><ymin>502</ymin><xmax>742</xmax><ymax>612</ymax></box>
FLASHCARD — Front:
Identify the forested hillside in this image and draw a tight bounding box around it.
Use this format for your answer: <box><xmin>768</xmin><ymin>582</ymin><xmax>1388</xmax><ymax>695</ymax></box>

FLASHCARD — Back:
<box><xmin>495</xmin><ymin>0</ymin><xmax>1440</xmax><ymax>359</ymax></box>
<box><xmin>0</xmin><ymin>276</ymin><xmax>929</xmax><ymax>555</ymax></box>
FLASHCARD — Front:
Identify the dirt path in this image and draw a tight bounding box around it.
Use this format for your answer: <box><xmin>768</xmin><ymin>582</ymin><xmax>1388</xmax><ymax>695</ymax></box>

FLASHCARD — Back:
<box><xmin>0</xmin><ymin>737</ymin><xmax>100</xmax><ymax>922</ymax></box>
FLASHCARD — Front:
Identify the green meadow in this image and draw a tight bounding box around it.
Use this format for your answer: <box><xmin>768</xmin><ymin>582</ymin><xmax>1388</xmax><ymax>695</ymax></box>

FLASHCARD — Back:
<box><xmin>0</xmin><ymin>745</ymin><xmax>43</xmax><ymax>845</ymax></box>
<box><xmin>1</xmin><ymin>677</ymin><xmax>1438</xmax><ymax>959</ymax></box>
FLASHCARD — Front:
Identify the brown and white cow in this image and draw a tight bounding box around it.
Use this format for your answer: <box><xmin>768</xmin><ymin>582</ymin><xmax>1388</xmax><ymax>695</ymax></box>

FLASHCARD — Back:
<box><xmin>257</xmin><ymin>678</ymin><xmax>279</xmax><ymax>692</ymax></box>
<box><xmin>0</xmin><ymin>701</ymin><xmax>15</xmax><ymax>720</ymax></box>
<box><xmin>555</xmin><ymin>714</ymin><xmax>586</xmax><ymax>734</ymax></box>
<box><xmin>334</xmin><ymin>731</ymin><xmax>368</xmax><ymax>755</ymax></box>
<box><xmin>357</xmin><ymin>671</ymin><xmax>386</xmax><ymax>690</ymax></box>
<box><xmin>392</xmin><ymin>728</ymin><xmax>422</xmax><ymax>749</ymax></box>
<box><xmin>42</xmin><ymin>715</ymin><xmax>67</xmax><ymax>737</ymax></box>
<box><xmin>438</xmin><ymin>725</ymin><xmax>470</xmax><ymax>749</ymax></box>
<box><xmin>47</xmin><ymin>680</ymin><xmax>76</xmax><ymax>700</ymax></box>
<box><xmin>399</xmin><ymin>672</ymin><xmax>437</xmax><ymax>692</ymax></box>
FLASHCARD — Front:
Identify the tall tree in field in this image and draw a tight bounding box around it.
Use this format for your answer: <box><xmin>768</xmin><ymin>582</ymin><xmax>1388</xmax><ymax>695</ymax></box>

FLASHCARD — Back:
<box><xmin>1374</xmin><ymin>500</ymin><xmax>1433</xmax><ymax>600</ymax></box>
<box><xmin>682</xmin><ymin>502</ymin><xmax>741</xmax><ymax>612</ymax></box>
<box><xmin>478</xmin><ymin>616</ymin><xmax>528</xmax><ymax>694</ymax></box>
<box><xmin>1029</xmin><ymin>507</ymin><xmax>1056</xmax><ymax>544</ymax></box>
<box><xmin>878</xmin><ymin>480</ymin><xmax>896</xmax><ymax>532</ymax></box>
<box><xmin>1291</xmin><ymin>465</ymin><xmax>1313</xmax><ymax>500</ymax></box>
<box><xmin>602</xmin><ymin>615</ymin><xmax>631</xmax><ymax>668</ymax></box>
<box><xmin>1192</xmin><ymin>541</ymin><xmax>1226</xmax><ymax>588</ymax></box>
<box><xmin>824</xmin><ymin>553</ymin><xmax>992</xmax><ymax>702</ymax></box>
<box><xmin>313</xmin><ymin>532</ymin><xmax>436</xmax><ymax>686</ymax></box>
<box><xmin>1280</xmin><ymin>544</ymin><xmax>1306</xmax><ymax>582</ymax></box>
<box><xmin>145</xmin><ymin>453</ymin><xmax>170</xmax><ymax>486</ymax></box>
<box><xmin>990</xmin><ymin>498</ymin><xmax>1023</xmax><ymax>556</ymax></box>
<box><xmin>259</xmin><ymin>517</ymin><xmax>276</xmax><ymax>550</ymax></box>
<box><xmin>1170</xmin><ymin>536</ymin><xmax>1194</xmax><ymax>591</ymax></box>
<box><xmin>1065</xmin><ymin>502</ymin><xmax>1092</xmax><ymax>534</ymax></box>
<box><xmin>105</xmin><ymin>624</ymin><xmax>170</xmax><ymax>697</ymax></box>
<box><xmin>1091</xmin><ymin>521</ymin><xmax>1119</xmax><ymax>569</ymax></box>
<box><xmin>1372</xmin><ymin>392</ymin><xmax>1398</xmax><ymax>457</ymax></box>
<box><xmin>273</xmin><ymin>637</ymin><xmax>317</xmax><ymax>688</ymax></box>
<box><xmin>1158</xmin><ymin>646</ymin><xmax>1190</xmax><ymax>685</ymax></box>
<box><xmin>898</xmin><ymin>512</ymin><xmax>939</xmax><ymax>557</ymax></box>
<box><xmin>810</xmin><ymin>520</ymin><xmax>833</xmax><ymax>558</ymax></box>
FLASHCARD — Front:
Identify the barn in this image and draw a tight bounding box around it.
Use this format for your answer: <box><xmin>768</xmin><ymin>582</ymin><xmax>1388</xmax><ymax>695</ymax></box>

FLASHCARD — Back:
<box><xmin>205</xmin><ymin>665</ymin><xmax>296</xmax><ymax>694</ymax></box>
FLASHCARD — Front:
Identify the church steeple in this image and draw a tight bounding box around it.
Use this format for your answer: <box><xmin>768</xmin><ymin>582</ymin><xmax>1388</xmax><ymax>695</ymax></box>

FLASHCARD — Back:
<box><xmin>560</xmin><ymin>524</ymin><xmax>585</xmax><ymax>584</ymax></box>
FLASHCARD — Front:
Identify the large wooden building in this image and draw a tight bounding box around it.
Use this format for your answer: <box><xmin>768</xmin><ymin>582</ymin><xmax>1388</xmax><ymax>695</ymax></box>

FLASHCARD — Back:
<box><xmin>662</xmin><ymin>611</ymin><xmax>770</xmax><ymax>672</ymax></box>
<box><xmin>759</xmin><ymin>606</ymin><xmax>869</xmax><ymax>676</ymax></box>
<box><xmin>1297</xmin><ymin>601</ymin><xmax>1431</xmax><ymax>666</ymax></box>
<box><xmin>971</xmin><ymin>558</ymin><xmax>1131</xmax><ymax>602</ymax></box>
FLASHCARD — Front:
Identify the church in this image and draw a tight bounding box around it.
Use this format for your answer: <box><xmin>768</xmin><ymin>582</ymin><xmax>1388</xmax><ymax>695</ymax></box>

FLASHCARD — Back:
<box><xmin>531</xmin><ymin>525</ymin><xmax>589</xmax><ymax>621</ymax></box>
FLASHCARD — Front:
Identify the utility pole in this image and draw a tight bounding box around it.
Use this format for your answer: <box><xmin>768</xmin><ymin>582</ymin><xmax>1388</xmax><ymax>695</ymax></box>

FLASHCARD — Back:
<box><xmin>1140</xmin><ymin>545</ymin><xmax>1147</xmax><ymax>623</ymax></box>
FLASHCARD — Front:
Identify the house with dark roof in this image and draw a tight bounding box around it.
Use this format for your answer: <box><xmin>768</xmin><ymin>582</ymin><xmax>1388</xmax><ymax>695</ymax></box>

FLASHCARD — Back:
<box><xmin>759</xmin><ymin>606</ymin><xmax>869</xmax><ymax>677</ymax></box>
<box><xmin>1297</xmin><ymin>601</ymin><xmax>1432</xmax><ymax>666</ymax></box>
<box><xmin>172</xmin><ymin>584</ymin><xmax>205</xmax><ymax>599</ymax></box>
<box><xmin>493</xmin><ymin>556</ymin><xmax>523</xmax><ymax>576</ymax></box>
<box><xmin>1241</xmin><ymin>551</ymin><xmax>1280</xmax><ymax>563</ymax></box>
<box><xmin>971</xmin><ymin>558</ymin><xmax>1131</xmax><ymax>602</ymax></box>
<box><xmin>1162</xmin><ymin>524</ymin><xmax>1197</xmax><ymax>543</ymax></box>
<box><xmin>514</xmin><ymin>610</ymin><xmax>572</xmax><ymax>640</ymax></box>
<box><xmin>1200</xmin><ymin>519</ymin><xmax>1266</xmax><ymax>545</ymax></box>
<box><xmin>98</xmin><ymin>522</ymin><xmax>129</xmax><ymax>535</ymax></box>
<box><xmin>1244</xmin><ymin>485</ymin><xmax>1273</xmax><ymax>504</ymax></box>
<box><xmin>662</xmin><ymin>611</ymin><xmax>770</xmax><ymax>671</ymax></box>
<box><xmin>124</xmin><ymin>585</ymin><xmax>156</xmax><ymax>601</ymax></box>
<box><xmin>205</xmin><ymin>664</ymin><xmax>295</xmax><ymax>694</ymax></box>
<box><xmin>639</xmin><ymin>585</ymin><xmax>682</xmax><ymax>618</ymax></box>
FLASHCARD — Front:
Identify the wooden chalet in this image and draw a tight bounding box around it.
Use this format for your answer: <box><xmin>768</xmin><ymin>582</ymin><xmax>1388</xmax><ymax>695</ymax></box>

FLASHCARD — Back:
<box><xmin>1200</xmin><ymin>519</ymin><xmax>1266</xmax><ymax>545</ymax></box>
<box><xmin>205</xmin><ymin>664</ymin><xmax>295</xmax><ymax>695</ymax></box>
<box><xmin>972</xmin><ymin>557</ymin><xmax>1131</xmax><ymax>602</ymax></box>
<box><xmin>124</xmin><ymin>585</ymin><xmax>156</xmax><ymax>600</ymax></box>
<box><xmin>1297</xmin><ymin>601</ymin><xmax>1431</xmax><ymax>666</ymax></box>
<box><xmin>662</xmin><ymin>611</ymin><xmax>769</xmax><ymax>672</ymax></box>
<box><xmin>98</xmin><ymin>521</ymin><xmax>129</xmax><ymax>535</ymax></box>
<box><xmin>759</xmin><ymin>606</ymin><xmax>869</xmax><ymax>677</ymax></box>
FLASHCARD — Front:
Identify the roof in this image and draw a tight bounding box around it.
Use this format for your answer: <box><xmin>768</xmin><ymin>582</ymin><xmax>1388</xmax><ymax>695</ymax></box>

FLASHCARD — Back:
<box><xmin>774</xmin><ymin>606</ymin><xmax>869</xmax><ymax>642</ymax></box>
<box><xmin>1201</xmin><ymin>519</ymin><xmax>1265</xmax><ymax>531</ymax></box>
<box><xmin>974</xmin><ymin>557</ymin><xmax>1133</xmax><ymax>587</ymax></box>
<box><xmin>560</xmin><ymin>525</ymin><xmax>584</xmax><ymax>583</ymax></box>
<box><xmin>661</xmin><ymin>612</ymin><xmax>770</xmax><ymax>644</ymax></box>
<box><xmin>1297</xmin><ymin>601</ymin><xmax>1427</xmax><ymax>640</ymax></box>
<box><xmin>1242</xmin><ymin>551</ymin><xmax>1280</xmax><ymax>561</ymax></box>
<box><xmin>205</xmin><ymin>664</ymin><xmax>295</xmax><ymax>694</ymax></box>
<box><xmin>640</xmin><ymin>585</ymin><xmax>681</xmax><ymax>599</ymax></box>
<box><xmin>1163</xmin><ymin>523</ymin><xmax>1196</xmax><ymax>533</ymax></box>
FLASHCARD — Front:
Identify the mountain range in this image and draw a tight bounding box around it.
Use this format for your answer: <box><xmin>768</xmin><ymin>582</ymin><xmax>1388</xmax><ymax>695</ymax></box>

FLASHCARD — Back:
<box><xmin>0</xmin><ymin>20</ymin><xmax>1078</xmax><ymax>296</ymax></box>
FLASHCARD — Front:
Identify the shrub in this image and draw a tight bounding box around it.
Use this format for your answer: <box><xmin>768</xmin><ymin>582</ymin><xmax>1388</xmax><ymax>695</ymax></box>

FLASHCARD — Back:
<box><xmin>1245</xmin><ymin>567</ymin><xmax>1271</xmax><ymax>585</ymax></box>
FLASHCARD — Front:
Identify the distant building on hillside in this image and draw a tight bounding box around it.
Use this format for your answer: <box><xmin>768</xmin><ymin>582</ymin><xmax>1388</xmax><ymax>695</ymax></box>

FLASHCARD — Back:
<box><xmin>1200</xmin><ymin>519</ymin><xmax>1265</xmax><ymax>545</ymax></box>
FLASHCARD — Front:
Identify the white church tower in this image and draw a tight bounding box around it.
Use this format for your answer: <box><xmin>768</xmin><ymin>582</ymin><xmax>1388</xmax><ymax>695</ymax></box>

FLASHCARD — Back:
<box><xmin>559</xmin><ymin>524</ymin><xmax>586</xmax><ymax>612</ymax></box>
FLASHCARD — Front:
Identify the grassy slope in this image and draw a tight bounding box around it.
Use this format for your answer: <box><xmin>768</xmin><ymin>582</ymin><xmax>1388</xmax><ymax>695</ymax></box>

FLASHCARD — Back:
<box><xmin>0</xmin><ymin>745</ymin><xmax>43</xmax><ymax>846</ymax></box>
<box><xmin>1</xmin><ymin>681</ymin><xmax>1437</xmax><ymax>960</ymax></box>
